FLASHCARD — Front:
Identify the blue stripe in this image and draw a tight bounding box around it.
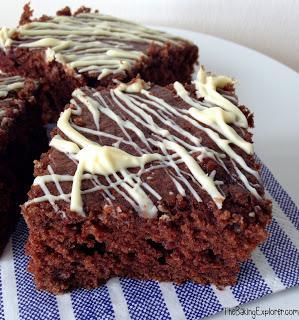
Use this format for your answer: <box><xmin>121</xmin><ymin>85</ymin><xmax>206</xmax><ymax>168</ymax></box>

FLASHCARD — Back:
<box><xmin>231</xmin><ymin>260</ymin><xmax>271</xmax><ymax>304</ymax></box>
<box><xmin>71</xmin><ymin>285</ymin><xmax>114</xmax><ymax>320</ymax></box>
<box><xmin>258</xmin><ymin>157</ymin><xmax>299</xmax><ymax>230</ymax></box>
<box><xmin>174</xmin><ymin>282</ymin><xmax>222</xmax><ymax>319</ymax></box>
<box><xmin>12</xmin><ymin>219</ymin><xmax>61</xmax><ymax>320</ymax></box>
<box><xmin>120</xmin><ymin>278</ymin><xmax>171</xmax><ymax>320</ymax></box>
<box><xmin>259</xmin><ymin>218</ymin><xmax>299</xmax><ymax>287</ymax></box>
<box><xmin>0</xmin><ymin>266</ymin><xmax>4</xmax><ymax>320</ymax></box>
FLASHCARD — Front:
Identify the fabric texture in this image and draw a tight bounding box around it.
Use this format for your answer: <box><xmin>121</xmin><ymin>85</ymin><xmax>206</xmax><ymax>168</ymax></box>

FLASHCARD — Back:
<box><xmin>0</xmin><ymin>158</ymin><xmax>298</xmax><ymax>320</ymax></box>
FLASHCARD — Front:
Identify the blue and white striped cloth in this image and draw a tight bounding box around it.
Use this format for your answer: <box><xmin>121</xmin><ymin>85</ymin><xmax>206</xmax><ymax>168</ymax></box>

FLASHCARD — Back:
<box><xmin>0</xmin><ymin>158</ymin><xmax>298</xmax><ymax>320</ymax></box>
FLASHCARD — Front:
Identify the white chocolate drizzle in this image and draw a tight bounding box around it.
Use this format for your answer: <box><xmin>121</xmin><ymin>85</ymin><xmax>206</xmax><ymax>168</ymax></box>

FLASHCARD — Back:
<box><xmin>72</xmin><ymin>145</ymin><xmax>162</xmax><ymax>215</ymax></box>
<box><xmin>0</xmin><ymin>75</ymin><xmax>25</xmax><ymax>98</ymax></box>
<box><xmin>49</xmin><ymin>134</ymin><xmax>80</xmax><ymax>154</ymax></box>
<box><xmin>0</xmin><ymin>12</ymin><xmax>187</xmax><ymax>80</ymax></box>
<box><xmin>27</xmin><ymin>67</ymin><xmax>262</xmax><ymax>218</ymax></box>
<box><xmin>195</xmin><ymin>66</ymin><xmax>248</xmax><ymax>128</ymax></box>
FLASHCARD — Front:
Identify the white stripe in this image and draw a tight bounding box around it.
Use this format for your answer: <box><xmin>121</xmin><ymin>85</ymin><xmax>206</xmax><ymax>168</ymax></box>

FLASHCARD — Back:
<box><xmin>159</xmin><ymin>282</ymin><xmax>186</xmax><ymax>320</ymax></box>
<box><xmin>211</xmin><ymin>285</ymin><xmax>238</xmax><ymax>308</ymax></box>
<box><xmin>251</xmin><ymin>247</ymin><xmax>286</xmax><ymax>292</ymax></box>
<box><xmin>0</xmin><ymin>239</ymin><xmax>20</xmax><ymax>320</ymax></box>
<box><xmin>267</xmin><ymin>191</ymin><xmax>299</xmax><ymax>250</ymax></box>
<box><xmin>106</xmin><ymin>277</ymin><xmax>130</xmax><ymax>320</ymax></box>
<box><xmin>56</xmin><ymin>293</ymin><xmax>76</xmax><ymax>320</ymax></box>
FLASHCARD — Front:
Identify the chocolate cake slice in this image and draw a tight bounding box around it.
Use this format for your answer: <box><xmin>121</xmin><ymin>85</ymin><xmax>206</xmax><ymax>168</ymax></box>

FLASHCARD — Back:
<box><xmin>22</xmin><ymin>67</ymin><xmax>271</xmax><ymax>293</ymax></box>
<box><xmin>0</xmin><ymin>4</ymin><xmax>198</xmax><ymax>123</ymax></box>
<box><xmin>0</xmin><ymin>74</ymin><xmax>47</xmax><ymax>254</ymax></box>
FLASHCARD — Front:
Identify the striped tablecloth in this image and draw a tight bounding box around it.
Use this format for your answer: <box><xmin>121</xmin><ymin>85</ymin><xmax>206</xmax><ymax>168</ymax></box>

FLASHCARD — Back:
<box><xmin>0</xmin><ymin>158</ymin><xmax>298</xmax><ymax>320</ymax></box>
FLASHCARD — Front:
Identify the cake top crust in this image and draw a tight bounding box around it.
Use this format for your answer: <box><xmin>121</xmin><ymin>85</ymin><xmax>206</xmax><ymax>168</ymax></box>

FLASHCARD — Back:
<box><xmin>26</xmin><ymin>67</ymin><xmax>266</xmax><ymax>219</ymax></box>
<box><xmin>0</xmin><ymin>6</ymin><xmax>190</xmax><ymax>81</ymax></box>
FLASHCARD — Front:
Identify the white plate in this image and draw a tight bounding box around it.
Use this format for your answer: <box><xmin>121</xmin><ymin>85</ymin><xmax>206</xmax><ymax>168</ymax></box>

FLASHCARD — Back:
<box><xmin>155</xmin><ymin>26</ymin><xmax>299</xmax><ymax>320</ymax></box>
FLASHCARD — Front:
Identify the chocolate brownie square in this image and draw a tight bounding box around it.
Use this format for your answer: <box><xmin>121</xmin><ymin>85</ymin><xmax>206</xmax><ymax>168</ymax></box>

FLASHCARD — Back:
<box><xmin>0</xmin><ymin>74</ymin><xmax>47</xmax><ymax>254</ymax></box>
<box><xmin>22</xmin><ymin>68</ymin><xmax>271</xmax><ymax>293</ymax></box>
<box><xmin>0</xmin><ymin>4</ymin><xmax>198</xmax><ymax>123</ymax></box>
